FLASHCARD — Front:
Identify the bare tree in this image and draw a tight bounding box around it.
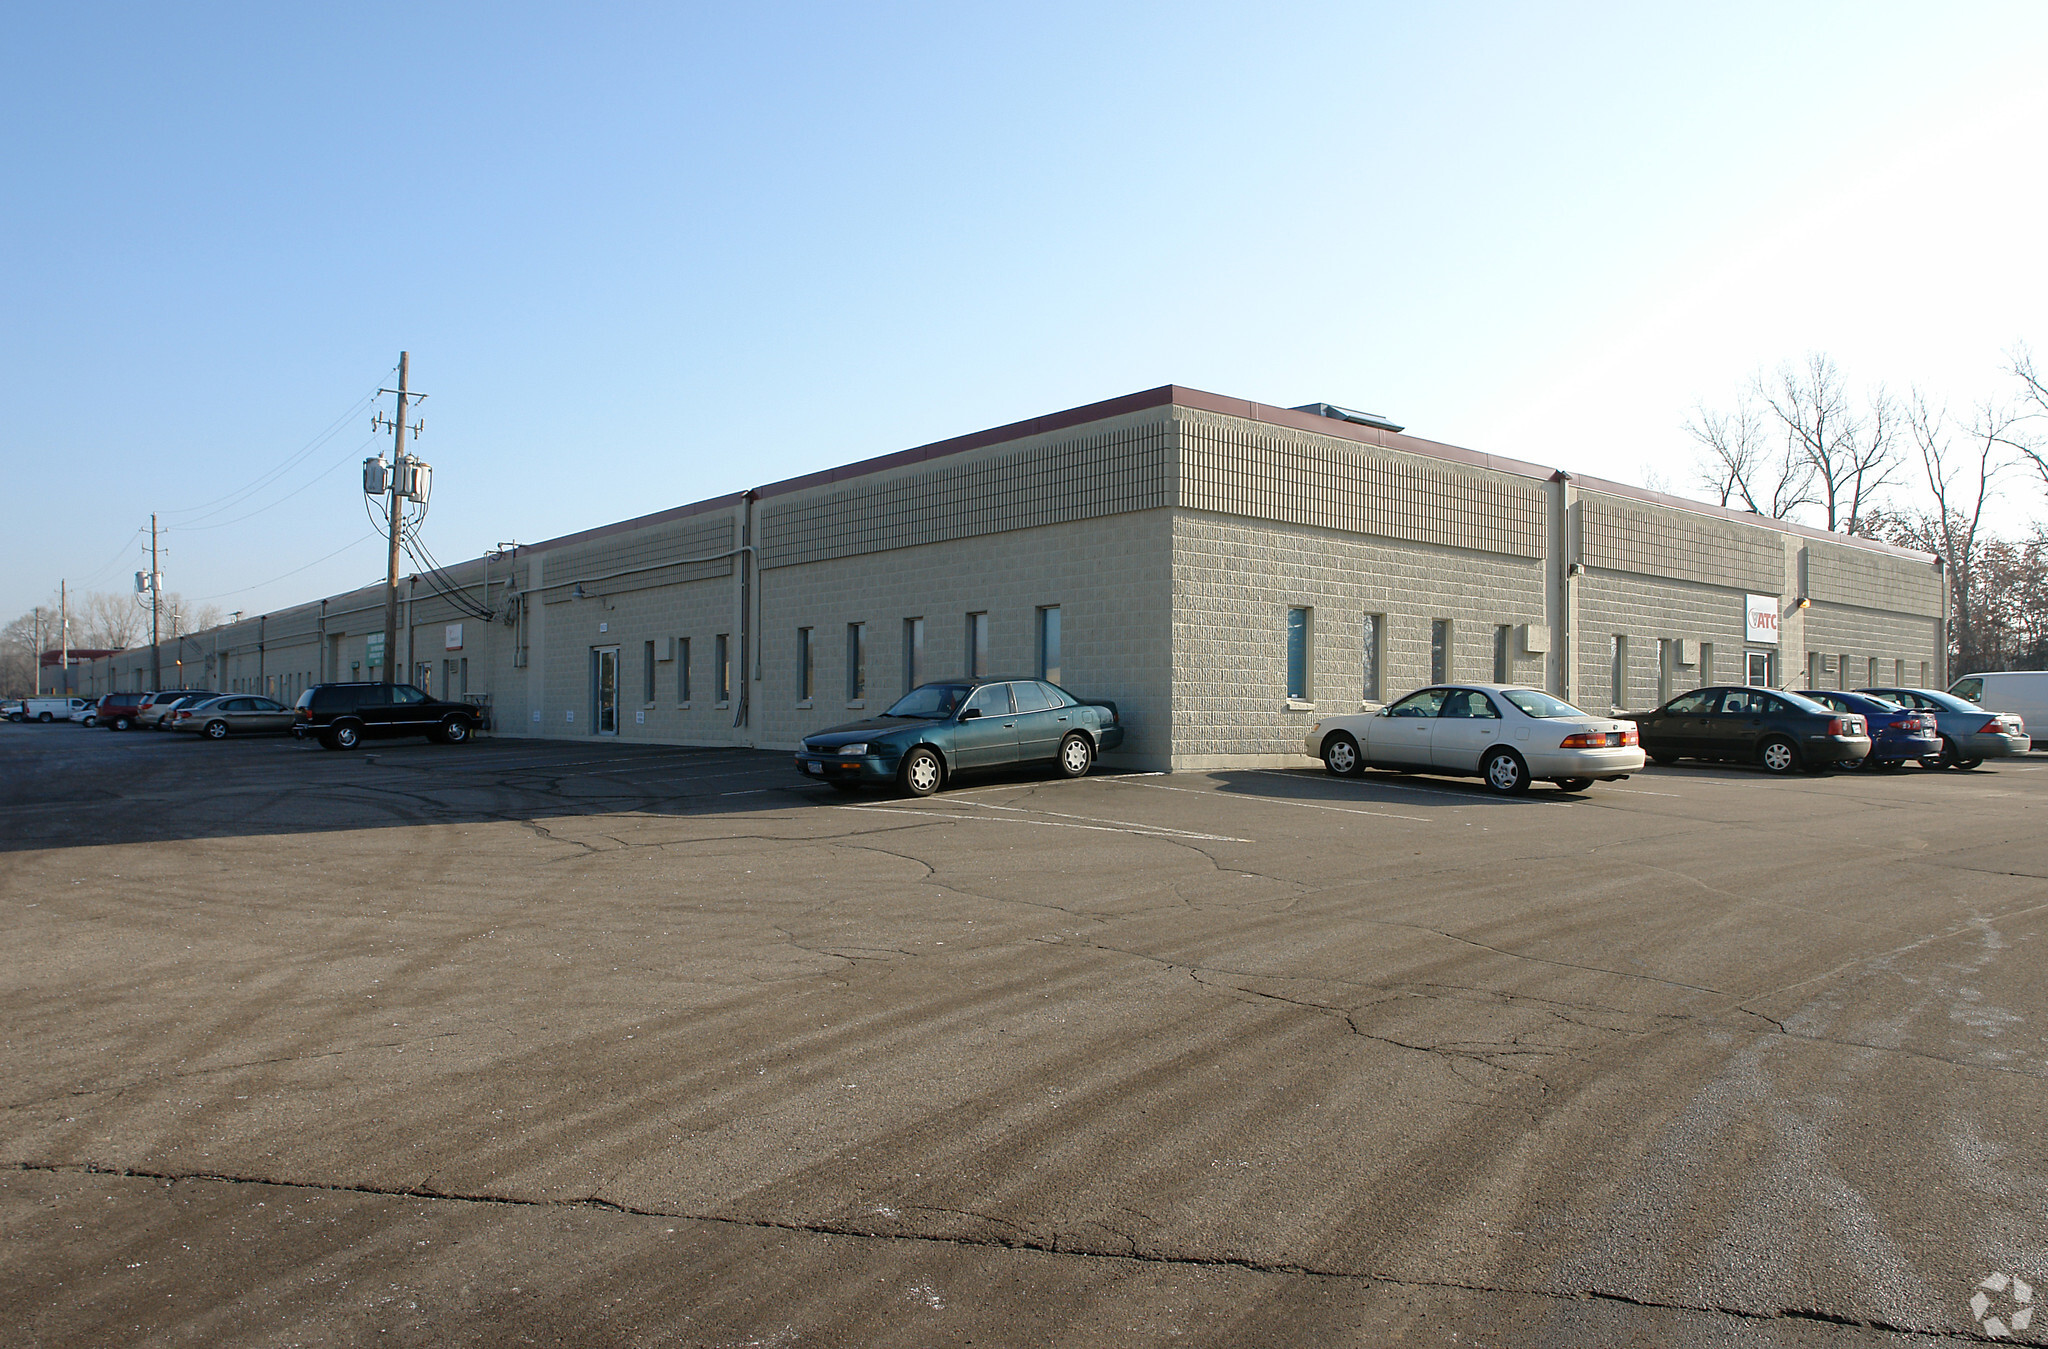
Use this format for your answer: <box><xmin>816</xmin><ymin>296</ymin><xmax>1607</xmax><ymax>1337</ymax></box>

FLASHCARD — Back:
<box><xmin>1757</xmin><ymin>354</ymin><xmax>1901</xmax><ymax>534</ymax></box>
<box><xmin>78</xmin><ymin>590</ymin><xmax>144</xmax><ymax>649</ymax></box>
<box><xmin>1900</xmin><ymin>392</ymin><xmax>2026</xmax><ymax>671</ymax></box>
<box><xmin>0</xmin><ymin>612</ymin><xmax>39</xmax><ymax>695</ymax></box>
<box><xmin>1684</xmin><ymin>396</ymin><xmax>1813</xmax><ymax>517</ymax></box>
<box><xmin>2008</xmin><ymin>344</ymin><xmax>2048</xmax><ymax>488</ymax></box>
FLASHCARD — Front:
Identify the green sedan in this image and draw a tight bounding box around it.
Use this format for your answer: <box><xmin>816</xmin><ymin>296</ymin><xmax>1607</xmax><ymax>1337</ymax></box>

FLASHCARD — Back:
<box><xmin>794</xmin><ymin>678</ymin><xmax>1124</xmax><ymax>796</ymax></box>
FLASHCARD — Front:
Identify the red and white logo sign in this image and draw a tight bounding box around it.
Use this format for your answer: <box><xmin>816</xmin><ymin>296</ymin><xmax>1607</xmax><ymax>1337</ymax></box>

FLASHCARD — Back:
<box><xmin>1745</xmin><ymin>594</ymin><xmax>1780</xmax><ymax>645</ymax></box>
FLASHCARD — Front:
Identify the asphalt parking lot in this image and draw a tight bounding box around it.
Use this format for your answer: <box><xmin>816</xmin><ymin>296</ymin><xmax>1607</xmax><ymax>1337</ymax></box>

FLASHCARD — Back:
<box><xmin>4</xmin><ymin>722</ymin><xmax>2046</xmax><ymax>1347</ymax></box>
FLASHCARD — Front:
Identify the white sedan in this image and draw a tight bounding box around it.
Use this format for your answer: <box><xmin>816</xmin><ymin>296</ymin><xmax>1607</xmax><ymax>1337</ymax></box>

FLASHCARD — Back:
<box><xmin>1304</xmin><ymin>684</ymin><xmax>1645</xmax><ymax>795</ymax></box>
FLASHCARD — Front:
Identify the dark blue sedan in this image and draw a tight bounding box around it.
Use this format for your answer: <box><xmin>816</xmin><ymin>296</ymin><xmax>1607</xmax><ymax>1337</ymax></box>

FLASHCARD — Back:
<box><xmin>795</xmin><ymin>677</ymin><xmax>1124</xmax><ymax>796</ymax></box>
<box><xmin>1794</xmin><ymin>690</ymin><xmax>1939</xmax><ymax>770</ymax></box>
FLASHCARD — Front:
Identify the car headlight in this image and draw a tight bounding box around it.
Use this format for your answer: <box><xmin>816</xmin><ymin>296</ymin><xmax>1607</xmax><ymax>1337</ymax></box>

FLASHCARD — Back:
<box><xmin>836</xmin><ymin>743</ymin><xmax>868</xmax><ymax>756</ymax></box>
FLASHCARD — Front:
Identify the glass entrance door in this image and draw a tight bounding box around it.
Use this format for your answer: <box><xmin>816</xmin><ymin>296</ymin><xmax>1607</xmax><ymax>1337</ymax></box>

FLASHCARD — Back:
<box><xmin>594</xmin><ymin>646</ymin><xmax>620</xmax><ymax>734</ymax></box>
<box><xmin>1746</xmin><ymin>650</ymin><xmax>1772</xmax><ymax>687</ymax></box>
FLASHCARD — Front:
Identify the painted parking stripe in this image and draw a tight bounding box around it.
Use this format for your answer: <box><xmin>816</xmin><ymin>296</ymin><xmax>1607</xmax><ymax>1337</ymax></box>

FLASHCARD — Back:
<box><xmin>831</xmin><ymin>803</ymin><xmax>1250</xmax><ymax>843</ymax></box>
<box><xmin>1112</xmin><ymin>776</ymin><xmax>1430</xmax><ymax>823</ymax></box>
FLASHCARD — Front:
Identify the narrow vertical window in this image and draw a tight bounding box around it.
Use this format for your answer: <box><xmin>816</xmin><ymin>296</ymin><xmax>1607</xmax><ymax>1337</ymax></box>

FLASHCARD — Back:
<box><xmin>846</xmin><ymin>622</ymin><xmax>867</xmax><ymax>701</ymax></box>
<box><xmin>1038</xmin><ymin>606</ymin><xmax>1061</xmax><ymax>685</ymax></box>
<box><xmin>678</xmin><ymin>637</ymin><xmax>692</xmax><ymax>702</ymax></box>
<box><xmin>1609</xmin><ymin>635</ymin><xmax>1627</xmax><ymax>708</ymax></box>
<box><xmin>1362</xmin><ymin>613</ymin><xmax>1382</xmax><ymax>702</ymax></box>
<box><xmin>1919</xmin><ymin>660</ymin><xmax>1929</xmax><ymax>687</ymax></box>
<box><xmin>904</xmin><ymin>617</ymin><xmax>924</xmax><ymax>692</ymax></box>
<box><xmin>715</xmin><ymin>634</ymin><xmax>730</xmax><ymax>703</ymax></box>
<box><xmin>797</xmin><ymin>627</ymin><xmax>813</xmax><ymax>701</ymax></box>
<box><xmin>643</xmin><ymin>640</ymin><xmax>656</xmax><ymax>704</ymax></box>
<box><xmin>1838</xmin><ymin>652</ymin><xmax>1851</xmax><ymax>691</ymax></box>
<box><xmin>1807</xmin><ymin>651</ymin><xmax>1822</xmax><ymax>687</ymax></box>
<box><xmin>966</xmin><ymin>612</ymin><xmax>988</xmax><ymax>678</ymax></box>
<box><xmin>460</xmin><ymin>658</ymin><xmax>468</xmax><ymax>694</ymax></box>
<box><xmin>1867</xmin><ymin>656</ymin><xmax>1878</xmax><ymax>687</ymax></box>
<box><xmin>1286</xmin><ymin>607</ymin><xmax>1310</xmax><ymax>700</ymax></box>
<box><xmin>1494</xmin><ymin>625</ymin><xmax>1512</xmax><ymax>684</ymax></box>
<box><xmin>1699</xmin><ymin>643</ymin><xmax>1713</xmax><ymax>686</ymax></box>
<box><xmin>1894</xmin><ymin>658</ymin><xmax>1904</xmax><ymax>685</ymax></box>
<box><xmin>1432</xmin><ymin>619</ymin><xmax>1452</xmax><ymax>684</ymax></box>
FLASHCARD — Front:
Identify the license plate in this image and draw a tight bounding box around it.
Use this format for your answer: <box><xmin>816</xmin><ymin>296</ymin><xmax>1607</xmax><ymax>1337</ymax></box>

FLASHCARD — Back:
<box><xmin>805</xmin><ymin>762</ymin><xmax>822</xmax><ymax>774</ymax></box>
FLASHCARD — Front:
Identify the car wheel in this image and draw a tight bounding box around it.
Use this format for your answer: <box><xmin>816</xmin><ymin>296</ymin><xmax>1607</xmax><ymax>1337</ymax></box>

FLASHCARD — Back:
<box><xmin>899</xmin><ymin>747</ymin><xmax>943</xmax><ymax>797</ymax></box>
<box><xmin>1954</xmin><ymin>757</ymin><xmax>1983</xmax><ymax>771</ymax></box>
<box><xmin>204</xmin><ymin>720</ymin><xmax>229</xmax><ymax>740</ymax></box>
<box><xmin>112</xmin><ymin>716</ymin><xmax>131</xmax><ymax>731</ymax></box>
<box><xmin>1553</xmin><ymin>777</ymin><xmax>1595</xmax><ymax>793</ymax></box>
<box><xmin>38</xmin><ymin>712</ymin><xmax>53</xmax><ymax>722</ymax></box>
<box><xmin>331</xmin><ymin>723</ymin><xmax>362</xmax><ymax>750</ymax></box>
<box><xmin>1057</xmin><ymin>733</ymin><xmax>1095</xmax><ymax>779</ymax></box>
<box><xmin>1321</xmin><ymin>732</ymin><xmax>1362</xmax><ymax>777</ymax></box>
<box><xmin>439</xmin><ymin>717</ymin><xmax>470</xmax><ymax>745</ymax></box>
<box><xmin>1481</xmin><ymin>748</ymin><xmax>1530</xmax><ymax>796</ymax></box>
<box><xmin>1758</xmin><ymin>736</ymin><xmax>1800</xmax><ymax>775</ymax></box>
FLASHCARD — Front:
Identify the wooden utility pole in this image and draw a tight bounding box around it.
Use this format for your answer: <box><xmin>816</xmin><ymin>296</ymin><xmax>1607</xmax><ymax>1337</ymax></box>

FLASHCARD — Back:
<box><xmin>149</xmin><ymin>513</ymin><xmax>162</xmax><ymax>689</ymax></box>
<box><xmin>381</xmin><ymin>352</ymin><xmax>410</xmax><ymax>684</ymax></box>
<box><xmin>60</xmin><ymin>580</ymin><xmax>69</xmax><ymax>697</ymax></box>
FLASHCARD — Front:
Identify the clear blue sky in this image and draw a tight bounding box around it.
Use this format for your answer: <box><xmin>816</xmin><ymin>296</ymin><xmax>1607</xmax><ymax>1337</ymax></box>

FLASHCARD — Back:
<box><xmin>6</xmin><ymin>3</ymin><xmax>2046</xmax><ymax>626</ymax></box>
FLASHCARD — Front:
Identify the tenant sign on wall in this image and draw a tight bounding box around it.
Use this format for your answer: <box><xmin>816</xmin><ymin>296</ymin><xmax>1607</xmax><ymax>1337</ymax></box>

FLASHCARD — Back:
<box><xmin>1745</xmin><ymin>594</ymin><xmax>1780</xmax><ymax>645</ymax></box>
<box><xmin>445</xmin><ymin>623</ymin><xmax>463</xmax><ymax>651</ymax></box>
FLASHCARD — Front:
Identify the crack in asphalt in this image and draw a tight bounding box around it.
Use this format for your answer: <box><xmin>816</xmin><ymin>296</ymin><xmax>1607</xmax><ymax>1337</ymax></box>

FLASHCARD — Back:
<box><xmin>8</xmin><ymin>1161</ymin><xmax>1979</xmax><ymax>1342</ymax></box>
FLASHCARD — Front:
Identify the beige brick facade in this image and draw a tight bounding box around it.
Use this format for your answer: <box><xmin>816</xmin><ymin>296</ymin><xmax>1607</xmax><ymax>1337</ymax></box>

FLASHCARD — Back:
<box><xmin>83</xmin><ymin>386</ymin><xmax>1946</xmax><ymax>772</ymax></box>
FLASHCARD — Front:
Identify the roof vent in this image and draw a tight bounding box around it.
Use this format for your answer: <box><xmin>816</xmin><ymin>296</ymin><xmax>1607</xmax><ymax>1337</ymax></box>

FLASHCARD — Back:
<box><xmin>1292</xmin><ymin>402</ymin><xmax>1404</xmax><ymax>433</ymax></box>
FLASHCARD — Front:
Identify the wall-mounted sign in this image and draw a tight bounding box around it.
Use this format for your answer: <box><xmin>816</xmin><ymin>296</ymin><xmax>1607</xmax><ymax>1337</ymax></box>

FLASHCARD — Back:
<box><xmin>365</xmin><ymin>633</ymin><xmax>386</xmax><ymax>667</ymax></box>
<box><xmin>445</xmin><ymin>623</ymin><xmax>463</xmax><ymax>651</ymax></box>
<box><xmin>1745</xmin><ymin>594</ymin><xmax>1780</xmax><ymax>645</ymax></box>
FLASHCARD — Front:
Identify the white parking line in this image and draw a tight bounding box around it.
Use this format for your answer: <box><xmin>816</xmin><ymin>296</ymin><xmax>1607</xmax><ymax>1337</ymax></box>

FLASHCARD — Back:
<box><xmin>831</xmin><ymin>803</ymin><xmax>1250</xmax><ymax>843</ymax></box>
<box><xmin>1113</xmin><ymin>776</ymin><xmax>1430</xmax><ymax>823</ymax></box>
<box><xmin>1601</xmin><ymin>786</ymin><xmax>1684</xmax><ymax>797</ymax></box>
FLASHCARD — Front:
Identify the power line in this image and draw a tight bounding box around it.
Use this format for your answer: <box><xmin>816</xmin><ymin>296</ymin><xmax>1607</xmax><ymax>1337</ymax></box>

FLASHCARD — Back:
<box><xmin>186</xmin><ymin>531</ymin><xmax>384</xmax><ymax>603</ymax></box>
<box><xmin>165</xmin><ymin>386</ymin><xmax>384</xmax><ymax>526</ymax></box>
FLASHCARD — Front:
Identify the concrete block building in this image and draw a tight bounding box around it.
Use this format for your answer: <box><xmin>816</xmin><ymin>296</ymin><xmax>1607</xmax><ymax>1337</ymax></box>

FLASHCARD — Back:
<box><xmin>83</xmin><ymin>386</ymin><xmax>1947</xmax><ymax>771</ymax></box>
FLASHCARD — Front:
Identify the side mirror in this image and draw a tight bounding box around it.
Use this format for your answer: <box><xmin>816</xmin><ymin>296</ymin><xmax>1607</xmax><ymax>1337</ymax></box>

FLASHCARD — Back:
<box><xmin>960</xmin><ymin>707</ymin><xmax>981</xmax><ymax>720</ymax></box>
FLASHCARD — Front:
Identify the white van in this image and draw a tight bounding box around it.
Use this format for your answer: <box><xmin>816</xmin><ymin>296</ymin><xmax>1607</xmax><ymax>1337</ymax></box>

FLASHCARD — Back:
<box><xmin>1950</xmin><ymin>671</ymin><xmax>2048</xmax><ymax>746</ymax></box>
<box><xmin>13</xmin><ymin>696</ymin><xmax>93</xmax><ymax>723</ymax></box>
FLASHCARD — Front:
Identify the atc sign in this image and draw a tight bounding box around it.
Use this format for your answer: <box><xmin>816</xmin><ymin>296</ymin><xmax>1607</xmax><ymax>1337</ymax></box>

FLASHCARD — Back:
<box><xmin>1745</xmin><ymin>594</ymin><xmax>1781</xmax><ymax>645</ymax></box>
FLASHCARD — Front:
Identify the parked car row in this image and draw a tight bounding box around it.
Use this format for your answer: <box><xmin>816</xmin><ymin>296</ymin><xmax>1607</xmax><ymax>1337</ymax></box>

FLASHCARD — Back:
<box><xmin>7</xmin><ymin>681</ymin><xmax>484</xmax><ymax>750</ymax></box>
<box><xmin>1302</xmin><ymin>679</ymin><xmax>2033</xmax><ymax>796</ymax></box>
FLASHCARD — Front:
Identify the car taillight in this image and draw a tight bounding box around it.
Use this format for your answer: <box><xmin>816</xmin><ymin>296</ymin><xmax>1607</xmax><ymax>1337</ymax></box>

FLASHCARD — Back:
<box><xmin>1559</xmin><ymin>732</ymin><xmax>1605</xmax><ymax>748</ymax></box>
<box><xmin>1826</xmin><ymin>717</ymin><xmax>1864</xmax><ymax>736</ymax></box>
<box><xmin>1981</xmin><ymin>717</ymin><xmax>2006</xmax><ymax>734</ymax></box>
<box><xmin>1621</xmin><ymin>725</ymin><xmax>1638</xmax><ymax>746</ymax></box>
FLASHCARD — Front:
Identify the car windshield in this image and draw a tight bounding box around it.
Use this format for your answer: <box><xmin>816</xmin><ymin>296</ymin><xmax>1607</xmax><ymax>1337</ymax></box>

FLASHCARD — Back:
<box><xmin>1913</xmin><ymin>688</ymin><xmax>1981</xmax><ymax>713</ymax></box>
<box><xmin>883</xmin><ymin>683</ymin><xmax>971</xmax><ymax>718</ymax></box>
<box><xmin>1501</xmin><ymin>688</ymin><xmax>1589</xmax><ymax>719</ymax></box>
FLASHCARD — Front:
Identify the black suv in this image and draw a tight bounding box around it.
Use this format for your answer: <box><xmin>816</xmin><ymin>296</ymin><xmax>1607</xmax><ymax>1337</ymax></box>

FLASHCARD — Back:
<box><xmin>293</xmin><ymin>682</ymin><xmax>479</xmax><ymax>750</ymax></box>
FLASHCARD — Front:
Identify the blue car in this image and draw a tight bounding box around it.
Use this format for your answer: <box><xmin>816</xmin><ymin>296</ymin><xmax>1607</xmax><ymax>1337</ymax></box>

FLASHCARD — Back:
<box><xmin>1795</xmin><ymin>690</ymin><xmax>1939</xmax><ymax>770</ymax></box>
<box><xmin>795</xmin><ymin>677</ymin><xmax>1125</xmax><ymax>796</ymax></box>
<box><xmin>1857</xmin><ymin>687</ymin><xmax>2032</xmax><ymax>770</ymax></box>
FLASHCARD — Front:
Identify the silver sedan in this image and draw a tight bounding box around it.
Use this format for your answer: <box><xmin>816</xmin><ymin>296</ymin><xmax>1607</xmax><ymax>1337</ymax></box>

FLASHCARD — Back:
<box><xmin>1306</xmin><ymin>684</ymin><xmax>1645</xmax><ymax>795</ymax></box>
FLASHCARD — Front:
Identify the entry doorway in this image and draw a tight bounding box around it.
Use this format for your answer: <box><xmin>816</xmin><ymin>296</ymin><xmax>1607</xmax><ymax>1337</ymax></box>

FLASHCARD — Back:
<box><xmin>592</xmin><ymin>646</ymin><xmax>620</xmax><ymax>734</ymax></box>
<box><xmin>1746</xmin><ymin>650</ymin><xmax>1772</xmax><ymax>687</ymax></box>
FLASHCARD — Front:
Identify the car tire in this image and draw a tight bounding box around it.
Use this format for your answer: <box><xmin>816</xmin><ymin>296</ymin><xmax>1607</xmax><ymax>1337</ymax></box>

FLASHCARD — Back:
<box><xmin>204</xmin><ymin>720</ymin><xmax>229</xmax><ymax>740</ymax></box>
<box><xmin>1758</xmin><ymin>736</ymin><xmax>1800</xmax><ymax>775</ymax></box>
<box><xmin>899</xmin><ymin>746</ymin><xmax>943</xmax><ymax>797</ymax></box>
<box><xmin>112</xmin><ymin>716</ymin><xmax>131</xmax><ymax>731</ymax></box>
<box><xmin>438</xmin><ymin>717</ymin><xmax>471</xmax><ymax>745</ymax></box>
<box><xmin>1057</xmin><ymin>733</ymin><xmax>1095</xmax><ymax>779</ymax></box>
<box><xmin>1481</xmin><ymin>748</ymin><xmax>1531</xmax><ymax>796</ymax></box>
<box><xmin>1321</xmin><ymin>733</ymin><xmax>1362</xmax><ymax>777</ymax></box>
<box><xmin>1553</xmin><ymin>777</ymin><xmax>1595</xmax><ymax>793</ymax></box>
<box><xmin>38</xmin><ymin>712</ymin><xmax>53</xmax><ymax>722</ymax></box>
<box><xmin>330</xmin><ymin>722</ymin><xmax>362</xmax><ymax>750</ymax></box>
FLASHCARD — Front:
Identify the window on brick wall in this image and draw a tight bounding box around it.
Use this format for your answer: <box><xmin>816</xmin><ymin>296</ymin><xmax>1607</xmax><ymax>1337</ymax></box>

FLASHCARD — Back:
<box><xmin>1432</xmin><ymin>619</ymin><xmax>1452</xmax><ymax>685</ymax></box>
<box><xmin>1362</xmin><ymin>613</ymin><xmax>1383</xmax><ymax>702</ymax></box>
<box><xmin>643</xmin><ymin>641</ymin><xmax>656</xmax><ymax>705</ymax></box>
<box><xmin>1700</xmin><ymin>642</ymin><xmax>1714</xmax><ymax>685</ymax></box>
<box><xmin>1493</xmin><ymin>624</ymin><xmax>1512</xmax><ymax>684</ymax></box>
<box><xmin>1038</xmin><ymin>606</ymin><xmax>1061</xmax><ymax>685</ymax></box>
<box><xmin>797</xmin><ymin>627</ymin><xmax>813</xmax><ymax>701</ymax></box>
<box><xmin>677</xmin><ymin>636</ymin><xmax>692</xmax><ymax>702</ymax></box>
<box><xmin>846</xmin><ymin>622</ymin><xmax>867</xmax><ymax>701</ymax></box>
<box><xmin>966</xmin><ymin>612</ymin><xmax>988</xmax><ymax>678</ymax></box>
<box><xmin>715</xmin><ymin>634</ymin><xmax>730</xmax><ymax>703</ymax></box>
<box><xmin>904</xmin><ymin>617</ymin><xmax>924</xmax><ymax>692</ymax></box>
<box><xmin>1609</xmin><ymin>635</ymin><xmax>1627</xmax><ymax>709</ymax></box>
<box><xmin>1287</xmin><ymin>607</ymin><xmax>1312</xmax><ymax>700</ymax></box>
